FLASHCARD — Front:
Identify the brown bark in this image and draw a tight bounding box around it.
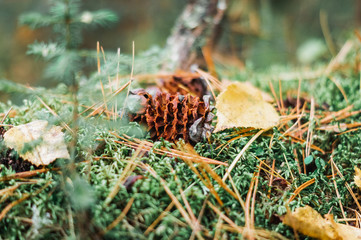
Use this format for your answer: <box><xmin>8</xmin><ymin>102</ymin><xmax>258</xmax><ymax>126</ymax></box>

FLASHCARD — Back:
<box><xmin>162</xmin><ymin>0</ymin><xmax>226</xmax><ymax>71</ymax></box>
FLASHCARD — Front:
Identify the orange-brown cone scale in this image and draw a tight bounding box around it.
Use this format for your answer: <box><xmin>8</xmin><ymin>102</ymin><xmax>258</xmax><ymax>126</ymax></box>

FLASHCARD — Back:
<box><xmin>128</xmin><ymin>89</ymin><xmax>214</xmax><ymax>143</ymax></box>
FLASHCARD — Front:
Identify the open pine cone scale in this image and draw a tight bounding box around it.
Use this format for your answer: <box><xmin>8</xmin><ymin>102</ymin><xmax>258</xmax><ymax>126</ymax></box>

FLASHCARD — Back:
<box><xmin>128</xmin><ymin>89</ymin><xmax>214</xmax><ymax>143</ymax></box>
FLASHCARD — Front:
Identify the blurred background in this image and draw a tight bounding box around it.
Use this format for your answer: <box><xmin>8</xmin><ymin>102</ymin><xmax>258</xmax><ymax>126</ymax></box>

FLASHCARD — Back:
<box><xmin>0</xmin><ymin>0</ymin><xmax>358</xmax><ymax>86</ymax></box>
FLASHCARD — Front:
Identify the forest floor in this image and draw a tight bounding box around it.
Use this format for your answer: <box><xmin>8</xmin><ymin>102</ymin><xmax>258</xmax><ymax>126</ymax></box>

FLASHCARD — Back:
<box><xmin>1</xmin><ymin>37</ymin><xmax>361</xmax><ymax>240</ymax></box>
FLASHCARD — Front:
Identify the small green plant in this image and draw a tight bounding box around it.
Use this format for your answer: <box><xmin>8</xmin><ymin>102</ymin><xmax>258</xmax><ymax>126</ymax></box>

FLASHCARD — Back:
<box><xmin>1</xmin><ymin>1</ymin><xmax>361</xmax><ymax>240</ymax></box>
<box><xmin>20</xmin><ymin>0</ymin><xmax>118</xmax><ymax>86</ymax></box>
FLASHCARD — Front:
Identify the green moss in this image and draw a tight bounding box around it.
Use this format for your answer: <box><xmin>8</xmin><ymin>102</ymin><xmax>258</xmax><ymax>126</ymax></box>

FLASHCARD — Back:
<box><xmin>1</xmin><ymin>1</ymin><xmax>361</xmax><ymax>239</ymax></box>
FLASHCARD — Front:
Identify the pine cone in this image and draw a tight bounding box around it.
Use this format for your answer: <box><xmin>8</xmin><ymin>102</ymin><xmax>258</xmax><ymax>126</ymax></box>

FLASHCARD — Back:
<box><xmin>128</xmin><ymin>89</ymin><xmax>214</xmax><ymax>143</ymax></box>
<box><xmin>160</xmin><ymin>72</ymin><xmax>208</xmax><ymax>98</ymax></box>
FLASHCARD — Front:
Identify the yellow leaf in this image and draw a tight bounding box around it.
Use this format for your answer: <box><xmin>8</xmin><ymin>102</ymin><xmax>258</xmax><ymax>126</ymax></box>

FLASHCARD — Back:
<box><xmin>4</xmin><ymin>120</ymin><xmax>70</xmax><ymax>166</ymax></box>
<box><xmin>243</xmin><ymin>81</ymin><xmax>274</xmax><ymax>103</ymax></box>
<box><xmin>283</xmin><ymin>205</ymin><xmax>361</xmax><ymax>240</ymax></box>
<box><xmin>214</xmin><ymin>82</ymin><xmax>279</xmax><ymax>132</ymax></box>
<box><xmin>355</xmin><ymin>166</ymin><xmax>361</xmax><ymax>190</ymax></box>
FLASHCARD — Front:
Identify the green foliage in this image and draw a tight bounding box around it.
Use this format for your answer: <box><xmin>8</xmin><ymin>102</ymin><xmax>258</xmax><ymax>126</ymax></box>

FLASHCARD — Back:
<box><xmin>27</xmin><ymin>42</ymin><xmax>64</xmax><ymax>60</ymax></box>
<box><xmin>2</xmin><ymin>59</ymin><xmax>361</xmax><ymax>238</ymax></box>
<box><xmin>20</xmin><ymin>0</ymin><xmax>118</xmax><ymax>84</ymax></box>
<box><xmin>20</xmin><ymin>0</ymin><xmax>118</xmax><ymax>47</ymax></box>
<box><xmin>304</xmin><ymin>155</ymin><xmax>313</xmax><ymax>165</ymax></box>
<box><xmin>1</xmin><ymin>1</ymin><xmax>361</xmax><ymax>239</ymax></box>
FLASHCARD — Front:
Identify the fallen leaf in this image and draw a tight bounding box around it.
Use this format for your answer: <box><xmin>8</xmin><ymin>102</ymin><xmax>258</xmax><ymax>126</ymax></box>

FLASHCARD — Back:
<box><xmin>355</xmin><ymin>167</ymin><xmax>361</xmax><ymax>190</ymax></box>
<box><xmin>317</xmin><ymin>123</ymin><xmax>361</xmax><ymax>133</ymax></box>
<box><xmin>283</xmin><ymin>205</ymin><xmax>361</xmax><ymax>240</ymax></box>
<box><xmin>221</xmin><ymin>80</ymin><xmax>274</xmax><ymax>102</ymax></box>
<box><xmin>214</xmin><ymin>82</ymin><xmax>279</xmax><ymax>132</ymax></box>
<box><xmin>4</xmin><ymin>120</ymin><xmax>70</xmax><ymax>166</ymax></box>
<box><xmin>243</xmin><ymin>81</ymin><xmax>274</xmax><ymax>103</ymax></box>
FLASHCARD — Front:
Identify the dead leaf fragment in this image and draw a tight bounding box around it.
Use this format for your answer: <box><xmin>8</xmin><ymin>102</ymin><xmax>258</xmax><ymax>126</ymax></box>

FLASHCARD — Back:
<box><xmin>317</xmin><ymin>123</ymin><xmax>361</xmax><ymax>133</ymax></box>
<box><xmin>283</xmin><ymin>205</ymin><xmax>361</xmax><ymax>240</ymax></box>
<box><xmin>214</xmin><ymin>82</ymin><xmax>279</xmax><ymax>132</ymax></box>
<box><xmin>355</xmin><ymin>167</ymin><xmax>361</xmax><ymax>190</ymax></box>
<box><xmin>4</xmin><ymin>120</ymin><xmax>70</xmax><ymax>166</ymax></box>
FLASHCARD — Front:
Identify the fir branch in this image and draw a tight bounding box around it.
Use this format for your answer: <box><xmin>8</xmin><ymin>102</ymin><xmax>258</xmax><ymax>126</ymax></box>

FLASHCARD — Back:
<box><xmin>49</xmin><ymin>0</ymin><xmax>81</xmax><ymax>20</ymax></box>
<box><xmin>19</xmin><ymin>13</ymin><xmax>57</xmax><ymax>29</ymax></box>
<box><xmin>27</xmin><ymin>42</ymin><xmax>65</xmax><ymax>59</ymax></box>
<box><xmin>0</xmin><ymin>79</ymin><xmax>46</xmax><ymax>96</ymax></box>
<box><xmin>44</xmin><ymin>51</ymin><xmax>81</xmax><ymax>83</ymax></box>
<box><xmin>78</xmin><ymin>10</ymin><xmax>118</xmax><ymax>27</ymax></box>
<box><xmin>0</xmin><ymin>79</ymin><xmax>33</xmax><ymax>94</ymax></box>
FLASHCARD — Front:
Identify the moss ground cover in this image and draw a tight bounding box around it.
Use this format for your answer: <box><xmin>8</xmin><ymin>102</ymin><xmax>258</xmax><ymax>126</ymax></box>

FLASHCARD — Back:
<box><xmin>1</xmin><ymin>38</ymin><xmax>361</xmax><ymax>239</ymax></box>
<box><xmin>1</xmin><ymin>1</ymin><xmax>361</xmax><ymax>239</ymax></box>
